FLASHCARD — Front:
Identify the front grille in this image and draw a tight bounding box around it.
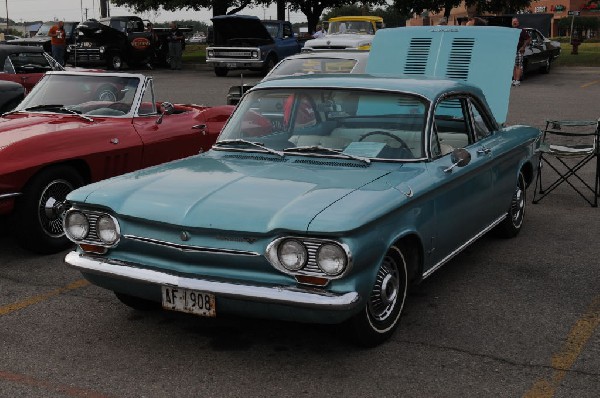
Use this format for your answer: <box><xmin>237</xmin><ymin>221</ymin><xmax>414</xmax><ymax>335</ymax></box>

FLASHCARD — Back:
<box><xmin>292</xmin><ymin>159</ymin><xmax>368</xmax><ymax>168</ymax></box>
<box><xmin>214</xmin><ymin>50</ymin><xmax>251</xmax><ymax>57</ymax></box>
<box><xmin>73</xmin><ymin>48</ymin><xmax>101</xmax><ymax>61</ymax></box>
<box><xmin>310</xmin><ymin>45</ymin><xmax>347</xmax><ymax>50</ymax></box>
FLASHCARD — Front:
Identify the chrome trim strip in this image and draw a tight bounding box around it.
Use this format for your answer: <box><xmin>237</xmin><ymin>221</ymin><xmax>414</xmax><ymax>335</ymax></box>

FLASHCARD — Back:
<box><xmin>0</xmin><ymin>192</ymin><xmax>21</xmax><ymax>200</ymax></box>
<box><xmin>65</xmin><ymin>251</ymin><xmax>360</xmax><ymax>310</ymax></box>
<box><xmin>123</xmin><ymin>235</ymin><xmax>261</xmax><ymax>256</ymax></box>
<box><xmin>422</xmin><ymin>213</ymin><xmax>507</xmax><ymax>279</ymax></box>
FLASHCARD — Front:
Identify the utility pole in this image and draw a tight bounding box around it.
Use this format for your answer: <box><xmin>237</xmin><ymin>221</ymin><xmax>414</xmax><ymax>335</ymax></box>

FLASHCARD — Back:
<box><xmin>100</xmin><ymin>0</ymin><xmax>109</xmax><ymax>18</ymax></box>
<box><xmin>5</xmin><ymin>0</ymin><xmax>9</xmax><ymax>33</ymax></box>
<box><xmin>277</xmin><ymin>0</ymin><xmax>285</xmax><ymax>21</ymax></box>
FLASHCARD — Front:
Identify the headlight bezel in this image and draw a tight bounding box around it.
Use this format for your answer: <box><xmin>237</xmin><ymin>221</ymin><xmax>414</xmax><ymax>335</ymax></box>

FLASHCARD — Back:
<box><xmin>63</xmin><ymin>207</ymin><xmax>121</xmax><ymax>248</ymax></box>
<box><xmin>266</xmin><ymin>237</ymin><xmax>351</xmax><ymax>280</ymax></box>
<box><xmin>64</xmin><ymin>210</ymin><xmax>90</xmax><ymax>241</ymax></box>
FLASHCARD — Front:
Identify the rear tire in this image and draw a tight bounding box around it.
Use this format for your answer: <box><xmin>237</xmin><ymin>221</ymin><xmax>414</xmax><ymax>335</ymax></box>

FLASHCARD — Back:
<box><xmin>346</xmin><ymin>245</ymin><xmax>408</xmax><ymax>347</ymax></box>
<box><xmin>494</xmin><ymin>172</ymin><xmax>526</xmax><ymax>238</ymax></box>
<box><xmin>15</xmin><ymin>166</ymin><xmax>84</xmax><ymax>254</ymax></box>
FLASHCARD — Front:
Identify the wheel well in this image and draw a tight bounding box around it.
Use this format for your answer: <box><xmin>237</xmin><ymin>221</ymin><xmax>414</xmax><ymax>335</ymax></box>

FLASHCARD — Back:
<box><xmin>521</xmin><ymin>162</ymin><xmax>534</xmax><ymax>187</ymax></box>
<box><xmin>28</xmin><ymin>160</ymin><xmax>91</xmax><ymax>187</ymax></box>
<box><xmin>392</xmin><ymin>234</ymin><xmax>423</xmax><ymax>285</ymax></box>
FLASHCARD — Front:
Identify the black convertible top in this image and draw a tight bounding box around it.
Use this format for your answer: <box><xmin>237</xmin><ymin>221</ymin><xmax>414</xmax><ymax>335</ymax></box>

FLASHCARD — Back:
<box><xmin>0</xmin><ymin>44</ymin><xmax>44</xmax><ymax>65</ymax></box>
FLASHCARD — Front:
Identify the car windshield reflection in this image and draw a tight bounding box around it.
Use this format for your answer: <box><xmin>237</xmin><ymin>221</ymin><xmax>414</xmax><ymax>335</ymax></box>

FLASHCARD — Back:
<box><xmin>16</xmin><ymin>74</ymin><xmax>140</xmax><ymax>116</ymax></box>
<box><xmin>218</xmin><ymin>88</ymin><xmax>427</xmax><ymax>161</ymax></box>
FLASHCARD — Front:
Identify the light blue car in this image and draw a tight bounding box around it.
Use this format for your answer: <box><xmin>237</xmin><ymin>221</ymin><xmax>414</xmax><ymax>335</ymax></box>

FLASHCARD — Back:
<box><xmin>64</xmin><ymin>26</ymin><xmax>541</xmax><ymax>346</ymax></box>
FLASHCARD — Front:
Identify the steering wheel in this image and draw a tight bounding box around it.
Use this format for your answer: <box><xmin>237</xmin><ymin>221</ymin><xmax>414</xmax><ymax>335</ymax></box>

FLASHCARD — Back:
<box><xmin>358</xmin><ymin>130</ymin><xmax>411</xmax><ymax>152</ymax></box>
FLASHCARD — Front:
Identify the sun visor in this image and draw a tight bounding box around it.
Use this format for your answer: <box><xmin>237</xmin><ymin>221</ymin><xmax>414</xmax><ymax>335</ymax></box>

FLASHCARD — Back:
<box><xmin>367</xmin><ymin>26</ymin><xmax>519</xmax><ymax>124</ymax></box>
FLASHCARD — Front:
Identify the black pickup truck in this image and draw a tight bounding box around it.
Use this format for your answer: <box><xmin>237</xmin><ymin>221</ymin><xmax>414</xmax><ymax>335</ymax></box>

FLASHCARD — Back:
<box><xmin>8</xmin><ymin>21</ymin><xmax>78</xmax><ymax>63</ymax></box>
<box><xmin>67</xmin><ymin>16</ymin><xmax>155</xmax><ymax>69</ymax></box>
<box><xmin>206</xmin><ymin>15</ymin><xmax>302</xmax><ymax>77</ymax></box>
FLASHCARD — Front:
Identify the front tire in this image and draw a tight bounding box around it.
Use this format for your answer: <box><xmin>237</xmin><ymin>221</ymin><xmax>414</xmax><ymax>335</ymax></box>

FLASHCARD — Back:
<box><xmin>262</xmin><ymin>55</ymin><xmax>277</xmax><ymax>76</ymax></box>
<box><xmin>15</xmin><ymin>166</ymin><xmax>84</xmax><ymax>254</ymax></box>
<box><xmin>495</xmin><ymin>172</ymin><xmax>526</xmax><ymax>238</ymax></box>
<box><xmin>107</xmin><ymin>53</ymin><xmax>123</xmax><ymax>70</ymax></box>
<box><xmin>540</xmin><ymin>57</ymin><xmax>551</xmax><ymax>74</ymax></box>
<box><xmin>214</xmin><ymin>67</ymin><xmax>228</xmax><ymax>77</ymax></box>
<box><xmin>347</xmin><ymin>245</ymin><xmax>408</xmax><ymax>347</ymax></box>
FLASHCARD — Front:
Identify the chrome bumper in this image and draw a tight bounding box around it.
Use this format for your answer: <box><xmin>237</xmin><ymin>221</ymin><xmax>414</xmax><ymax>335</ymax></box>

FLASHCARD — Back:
<box><xmin>206</xmin><ymin>59</ymin><xmax>265</xmax><ymax>68</ymax></box>
<box><xmin>64</xmin><ymin>251</ymin><xmax>360</xmax><ymax>310</ymax></box>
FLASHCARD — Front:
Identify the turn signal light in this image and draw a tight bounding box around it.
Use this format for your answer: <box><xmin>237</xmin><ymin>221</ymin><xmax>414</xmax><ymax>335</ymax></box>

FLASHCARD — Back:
<box><xmin>295</xmin><ymin>275</ymin><xmax>329</xmax><ymax>286</ymax></box>
<box><xmin>79</xmin><ymin>244</ymin><xmax>107</xmax><ymax>255</ymax></box>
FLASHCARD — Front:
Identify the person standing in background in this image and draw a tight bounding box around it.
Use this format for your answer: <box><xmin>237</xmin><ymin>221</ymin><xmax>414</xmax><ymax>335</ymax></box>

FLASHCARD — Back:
<box><xmin>312</xmin><ymin>25</ymin><xmax>326</xmax><ymax>38</ymax></box>
<box><xmin>48</xmin><ymin>21</ymin><xmax>66</xmax><ymax>66</ymax></box>
<box><xmin>512</xmin><ymin>17</ymin><xmax>531</xmax><ymax>86</ymax></box>
<box><xmin>167</xmin><ymin>21</ymin><xmax>185</xmax><ymax>70</ymax></box>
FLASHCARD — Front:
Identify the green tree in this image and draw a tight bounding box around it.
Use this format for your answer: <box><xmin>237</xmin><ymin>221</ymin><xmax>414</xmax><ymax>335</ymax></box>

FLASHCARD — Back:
<box><xmin>110</xmin><ymin>0</ymin><xmax>273</xmax><ymax>17</ymax></box>
<box><xmin>392</xmin><ymin>0</ymin><xmax>534</xmax><ymax>19</ymax></box>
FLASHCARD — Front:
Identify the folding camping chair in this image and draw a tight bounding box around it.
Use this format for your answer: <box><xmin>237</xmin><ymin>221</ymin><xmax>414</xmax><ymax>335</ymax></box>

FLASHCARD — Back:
<box><xmin>532</xmin><ymin>119</ymin><xmax>600</xmax><ymax>207</ymax></box>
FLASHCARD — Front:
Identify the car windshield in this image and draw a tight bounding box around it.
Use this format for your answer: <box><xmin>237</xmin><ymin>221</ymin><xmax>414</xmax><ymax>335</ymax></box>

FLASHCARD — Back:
<box><xmin>3</xmin><ymin>52</ymin><xmax>63</xmax><ymax>74</ymax></box>
<box><xmin>16</xmin><ymin>74</ymin><xmax>140</xmax><ymax>117</ymax></box>
<box><xmin>218</xmin><ymin>88</ymin><xmax>427</xmax><ymax>161</ymax></box>
<box><xmin>328</xmin><ymin>21</ymin><xmax>375</xmax><ymax>35</ymax></box>
<box><xmin>269</xmin><ymin>58</ymin><xmax>358</xmax><ymax>78</ymax></box>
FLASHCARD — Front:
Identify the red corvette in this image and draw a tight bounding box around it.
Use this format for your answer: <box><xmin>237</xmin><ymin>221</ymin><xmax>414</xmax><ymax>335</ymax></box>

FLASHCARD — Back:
<box><xmin>0</xmin><ymin>71</ymin><xmax>234</xmax><ymax>254</ymax></box>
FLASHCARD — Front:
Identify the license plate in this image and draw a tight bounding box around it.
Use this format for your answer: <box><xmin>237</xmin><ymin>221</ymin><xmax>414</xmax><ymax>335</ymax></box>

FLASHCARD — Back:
<box><xmin>226</xmin><ymin>63</ymin><xmax>237</xmax><ymax>68</ymax></box>
<box><xmin>82</xmin><ymin>42</ymin><xmax>93</xmax><ymax>48</ymax></box>
<box><xmin>161</xmin><ymin>286</ymin><xmax>216</xmax><ymax>317</ymax></box>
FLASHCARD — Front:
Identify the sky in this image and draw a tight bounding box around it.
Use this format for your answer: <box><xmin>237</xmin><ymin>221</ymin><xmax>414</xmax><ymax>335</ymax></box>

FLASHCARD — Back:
<box><xmin>4</xmin><ymin>0</ymin><xmax>308</xmax><ymax>25</ymax></box>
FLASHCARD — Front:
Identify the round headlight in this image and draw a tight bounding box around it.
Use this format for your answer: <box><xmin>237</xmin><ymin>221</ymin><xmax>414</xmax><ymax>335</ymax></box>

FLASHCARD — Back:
<box><xmin>251</xmin><ymin>50</ymin><xmax>258</xmax><ymax>59</ymax></box>
<box><xmin>97</xmin><ymin>215</ymin><xmax>119</xmax><ymax>245</ymax></box>
<box><xmin>99</xmin><ymin>46</ymin><xmax>106</xmax><ymax>54</ymax></box>
<box><xmin>64</xmin><ymin>211</ymin><xmax>89</xmax><ymax>241</ymax></box>
<box><xmin>208</xmin><ymin>50</ymin><xmax>214</xmax><ymax>57</ymax></box>
<box><xmin>278</xmin><ymin>239</ymin><xmax>307</xmax><ymax>271</ymax></box>
<box><xmin>317</xmin><ymin>244</ymin><xmax>347</xmax><ymax>275</ymax></box>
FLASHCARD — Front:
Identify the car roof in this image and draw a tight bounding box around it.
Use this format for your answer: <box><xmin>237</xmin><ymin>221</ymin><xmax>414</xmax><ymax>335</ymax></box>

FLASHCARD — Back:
<box><xmin>329</xmin><ymin>16</ymin><xmax>383</xmax><ymax>22</ymax></box>
<box><xmin>255</xmin><ymin>74</ymin><xmax>484</xmax><ymax>102</ymax></box>
<box><xmin>45</xmin><ymin>71</ymin><xmax>148</xmax><ymax>80</ymax></box>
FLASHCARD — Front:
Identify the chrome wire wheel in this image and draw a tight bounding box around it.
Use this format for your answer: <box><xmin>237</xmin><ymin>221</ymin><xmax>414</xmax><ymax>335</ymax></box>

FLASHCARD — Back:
<box><xmin>37</xmin><ymin>178</ymin><xmax>74</xmax><ymax>238</ymax></box>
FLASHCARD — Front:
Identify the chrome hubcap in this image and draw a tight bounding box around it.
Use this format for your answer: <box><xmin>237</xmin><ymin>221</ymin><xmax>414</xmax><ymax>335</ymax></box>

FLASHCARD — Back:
<box><xmin>511</xmin><ymin>181</ymin><xmax>525</xmax><ymax>227</ymax></box>
<box><xmin>38</xmin><ymin>180</ymin><xmax>73</xmax><ymax>237</ymax></box>
<box><xmin>368</xmin><ymin>258</ymin><xmax>399</xmax><ymax>322</ymax></box>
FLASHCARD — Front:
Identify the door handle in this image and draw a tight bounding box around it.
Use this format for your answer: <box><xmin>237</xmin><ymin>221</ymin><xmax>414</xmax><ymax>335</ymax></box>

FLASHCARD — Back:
<box><xmin>477</xmin><ymin>146</ymin><xmax>491</xmax><ymax>155</ymax></box>
<box><xmin>192</xmin><ymin>124</ymin><xmax>207</xmax><ymax>135</ymax></box>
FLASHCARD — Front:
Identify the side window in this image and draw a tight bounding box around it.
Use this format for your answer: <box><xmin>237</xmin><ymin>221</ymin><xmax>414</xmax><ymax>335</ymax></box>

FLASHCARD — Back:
<box><xmin>433</xmin><ymin>97</ymin><xmax>472</xmax><ymax>155</ymax></box>
<box><xmin>283</xmin><ymin>24</ymin><xmax>293</xmax><ymax>38</ymax></box>
<box><xmin>469</xmin><ymin>101</ymin><xmax>493</xmax><ymax>139</ymax></box>
<box><xmin>138</xmin><ymin>81</ymin><xmax>157</xmax><ymax>116</ymax></box>
<box><xmin>3</xmin><ymin>57</ymin><xmax>15</xmax><ymax>74</ymax></box>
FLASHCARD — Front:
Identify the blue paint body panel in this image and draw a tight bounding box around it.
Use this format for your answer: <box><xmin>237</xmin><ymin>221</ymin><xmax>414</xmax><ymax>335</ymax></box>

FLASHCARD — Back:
<box><xmin>64</xmin><ymin>27</ymin><xmax>541</xmax><ymax>341</ymax></box>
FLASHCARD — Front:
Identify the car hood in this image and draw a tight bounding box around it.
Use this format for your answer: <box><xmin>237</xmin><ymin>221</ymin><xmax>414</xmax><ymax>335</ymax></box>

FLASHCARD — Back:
<box><xmin>70</xmin><ymin>153</ymin><xmax>403</xmax><ymax>233</ymax></box>
<box><xmin>211</xmin><ymin>15</ymin><xmax>273</xmax><ymax>46</ymax></box>
<box><xmin>367</xmin><ymin>26</ymin><xmax>519</xmax><ymax>125</ymax></box>
<box><xmin>305</xmin><ymin>34</ymin><xmax>374</xmax><ymax>47</ymax></box>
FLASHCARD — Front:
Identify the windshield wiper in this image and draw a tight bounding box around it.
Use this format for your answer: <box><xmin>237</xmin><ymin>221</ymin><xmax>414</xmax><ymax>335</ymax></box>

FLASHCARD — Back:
<box><xmin>2</xmin><ymin>104</ymin><xmax>64</xmax><ymax>117</ymax></box>
<box><xmin>213</xmin><ymin>139</ymin><xmax>284</xmax><ymax>157</ymax></box>
<box><xmin>283</xmin><ymin>145</ymin><xmax>370</xmax><ymax>164</ymax></box>
<box><xmin>60</xmin><ymin>107</ymin><xmax>94</xmax><ymax>122</ymax></box>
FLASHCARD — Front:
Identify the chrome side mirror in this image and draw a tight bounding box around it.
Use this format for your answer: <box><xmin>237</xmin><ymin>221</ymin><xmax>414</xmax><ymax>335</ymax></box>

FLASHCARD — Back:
<box><xmin>156</xmin><ymin>101</ymin><xmax>175</xmax><ymax>125</ymax></box>
<box><xmin>444</xmin><ymin>148</ymin><xmax>471</xmax><ymax>173</ymax></box>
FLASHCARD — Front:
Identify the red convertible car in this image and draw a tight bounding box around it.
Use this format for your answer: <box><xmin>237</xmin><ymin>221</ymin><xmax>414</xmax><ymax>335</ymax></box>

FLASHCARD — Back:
<box><xmin>0</xmin><ymin>71</ymin><xmax>234</xmax><ymax>254</ymax></box>
<box><xmin>0</xmin><ymin>44</ymin><xmax>64</xmax><ymax>93</ymax></box>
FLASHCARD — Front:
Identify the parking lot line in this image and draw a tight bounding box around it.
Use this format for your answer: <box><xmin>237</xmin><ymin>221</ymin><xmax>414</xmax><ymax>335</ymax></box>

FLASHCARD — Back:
<box><xmin>0</xmin><ymin>279</ymin><xmax>89</xmax><ymax>316</ymax></box>
<box><xmin>0</xmin><ymin>369</ymin><xmax>111</xmax><ymax>398</ymax></box>
<box><xmin>581</xmin><ymin>80</ymin><xmax>600</xmax><ymax>88</ymax></box>
<box><xmin>523</xmin><ymin>295</ymin><xmax>600</xmax><ymax>398</ymax></box>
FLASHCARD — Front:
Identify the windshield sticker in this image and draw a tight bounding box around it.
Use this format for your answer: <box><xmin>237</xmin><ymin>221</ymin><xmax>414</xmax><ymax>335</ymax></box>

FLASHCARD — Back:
<box><xmin>343</xmin><ymin>142</ymin><xmax>386</xmax><ymax>158</ymax></box>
